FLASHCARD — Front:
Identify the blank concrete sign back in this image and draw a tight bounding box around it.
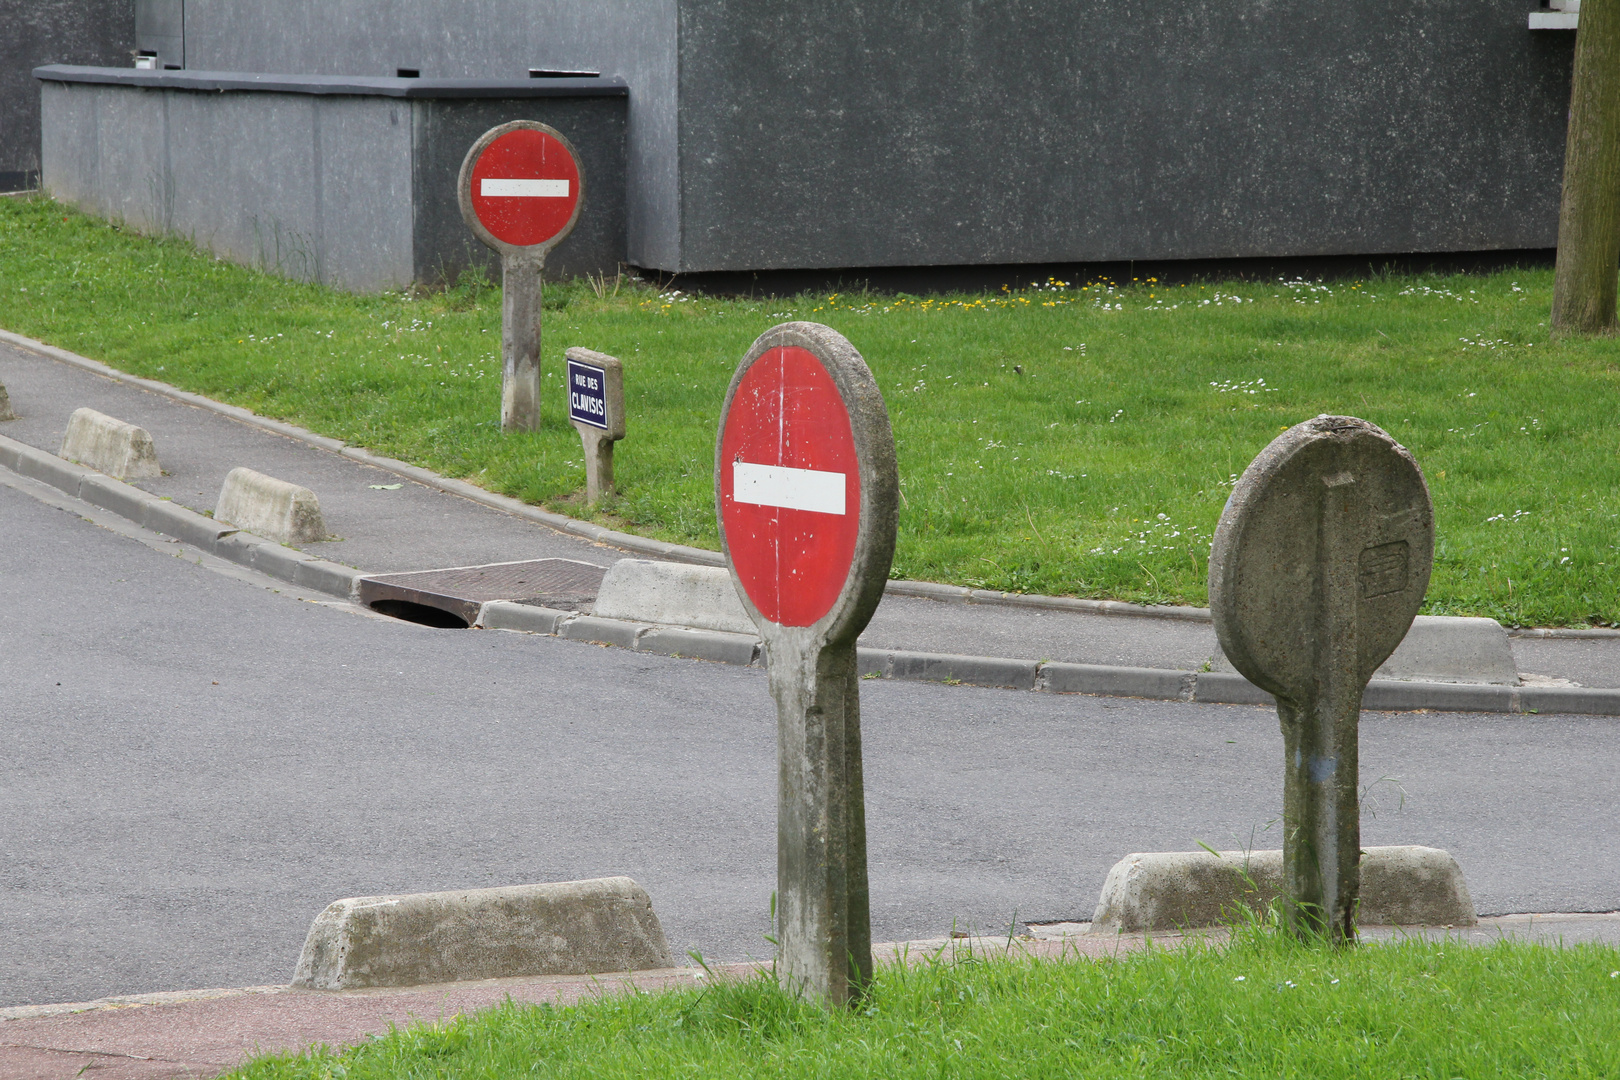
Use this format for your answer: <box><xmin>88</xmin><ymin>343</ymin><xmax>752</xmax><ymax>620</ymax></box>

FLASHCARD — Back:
<box><xmin>214</xmin><ymin>466</ymin><xmax>327</xmax><ymax>545</ymax></box>
<box><xmin>59</xmin><ymin>407</ymin><xmax>160</xmax><ymax>480</ymax></box>
<box><xmin>1090</xmin><ymin>847</ymin><xmax>1476</xmax><ymax>933</ymax></box>
<box><xmin>1210</xmin><ymin>415</ymin><xmax>1433</xmax><ymax>940</ymax></box>
<box><xmin>291</xmin><ymin>877</ymin><xmax>673</xmax><ymax>990</ymax></box>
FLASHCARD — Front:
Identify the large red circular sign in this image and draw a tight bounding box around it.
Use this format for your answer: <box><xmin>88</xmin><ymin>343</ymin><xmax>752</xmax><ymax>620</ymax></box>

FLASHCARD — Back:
<box><xmin>719</xmin><ymin>346</ymin><xmax>862</xmax><ymax>627</ymax></box>
<box><xmin>467</xmin><ymin>127</ymin><xmax>581</xmax><ymax>249</ymax></box>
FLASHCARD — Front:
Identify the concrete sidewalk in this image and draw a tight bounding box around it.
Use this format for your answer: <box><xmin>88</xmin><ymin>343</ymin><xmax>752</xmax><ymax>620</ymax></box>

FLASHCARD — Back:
<box><xmin>3</xmin><ymin>328</ymin><xmax>1618</xmax><ymax>697</ymax></box>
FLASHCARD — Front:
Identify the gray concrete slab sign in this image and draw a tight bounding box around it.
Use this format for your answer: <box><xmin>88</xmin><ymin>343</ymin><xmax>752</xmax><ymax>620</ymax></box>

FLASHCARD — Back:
<box><xmin>58</xmin><ymin>406</ymin><xmax>161</xmax><ymax>480</ymax></box>
<box><xmin>564</xmin><ymin>347</ymin><xmax>625</xmax><ymax>503</ymax></box>
<box><xmin>716</xmin><ymin>323</ymin><xmax>899</xmax><ymax>1007</ymax></box>
<box><xmin>458</xmin><ymin>121</ymin><xmax>584</xmax><ymax>432</ymax></box>
<box><xmin>1210</xmin><ymin>415</ymin><xmax>1434</xmax><ymax>941</ymax></box>
<box><xmin>290</xmin><ymin>877</ymin><xmax>673</xmax><ymax>990</ymax></box>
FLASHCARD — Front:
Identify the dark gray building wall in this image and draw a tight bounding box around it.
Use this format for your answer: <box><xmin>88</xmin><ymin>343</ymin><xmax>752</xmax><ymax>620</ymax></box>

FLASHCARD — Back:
<box><xmin>673</xmin><ymin>0</ymin><xmax>1573</xmax><ymax>271</ymax></box>
<box><xmin>35</xmin><ymin>1</ymin><xmax>1578</xmax><ymax>274</ymax></box>
<box><xmin>1</xmin><ymin>0</ymin><xmax>133</xmax><ymax>189</ymax></box>
<box><xmin>39</xmin><ymin>72</ymin><xmax>626</xmax><ymax>291</ymax></box>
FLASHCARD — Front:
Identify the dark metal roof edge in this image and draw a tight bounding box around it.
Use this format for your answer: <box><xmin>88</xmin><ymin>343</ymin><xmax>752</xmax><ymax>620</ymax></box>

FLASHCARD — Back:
<box><xmin>32</xmin><ymin>65</ymin><xmax>627</xmax><ymax>98</ymax></box>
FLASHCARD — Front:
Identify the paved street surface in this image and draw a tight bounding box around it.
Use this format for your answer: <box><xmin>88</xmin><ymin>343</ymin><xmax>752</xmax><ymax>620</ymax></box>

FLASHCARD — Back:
<box><xmin>4</xmin><ymin>472</ymin><xmax>1620</xmax><ymax>1011</ymax></box>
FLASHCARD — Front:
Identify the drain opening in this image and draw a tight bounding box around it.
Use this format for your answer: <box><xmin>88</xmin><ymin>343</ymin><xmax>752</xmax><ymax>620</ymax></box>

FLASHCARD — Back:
<box><xmin>369</xmin><ymin>600</ymin><xmax>470</xmax><ymax>629</ymax></box>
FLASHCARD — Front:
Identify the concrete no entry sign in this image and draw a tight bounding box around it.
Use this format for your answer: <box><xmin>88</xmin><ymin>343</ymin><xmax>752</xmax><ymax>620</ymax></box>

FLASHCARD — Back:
<box><xmin>463</xmin><ymin>125</ymin><xmax>582</xmax><ymax>253</ymax></box>
<box><xmin>1210</xmin><ymin>415</ymin><xmax>1433</xmax><ymax>941</ymax></box>
<box><xmin>457</xmin><ymin>121</ymin><xmax>585</xmax><ymax>433</ymax></box>
<box><xmin>719</xmin><ymin>344</ymin><xmax>863</xmax><ymax>627</ymax></box>
<box><xmin>716</xmin><ymin>322</ymin><xmax>897</xmax><ymax>1007</ymax></box>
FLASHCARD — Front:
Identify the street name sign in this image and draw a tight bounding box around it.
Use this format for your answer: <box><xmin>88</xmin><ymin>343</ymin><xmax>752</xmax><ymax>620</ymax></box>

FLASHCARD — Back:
<box><xmin>458</xmin><ymin>121</ymin><xmax>584</xmax><ymax>432</ymax></box>
<box><xmin>716</xmin><ymin>322</ymin><xmax>898</xmax><ymax>1006</ymax></box>
<box><xmin>564</xmin><ymin>347</ymin><xmax>625</xmax><ymax>503</ymax></box>
<box><xmin>1209</xmin><ymin>415</ymin><xmax>1433</xmax><ymax>941</ymax></box>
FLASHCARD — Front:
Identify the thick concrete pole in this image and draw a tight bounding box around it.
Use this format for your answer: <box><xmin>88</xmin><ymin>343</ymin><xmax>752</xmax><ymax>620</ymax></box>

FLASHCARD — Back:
<box><xmin>768</xmin><ymin>638</ymin><xmax>872</xmax><ymax>1004</ymax></box>
<box><xmin>1280</xmin><ymin>469</ymin><xmax>1363</xmax><ymax>941</ymax></box>
<box><xmin>500</xmin><ymin>253</ymin><xmax>544</xmax><ymax>431</ymax></box>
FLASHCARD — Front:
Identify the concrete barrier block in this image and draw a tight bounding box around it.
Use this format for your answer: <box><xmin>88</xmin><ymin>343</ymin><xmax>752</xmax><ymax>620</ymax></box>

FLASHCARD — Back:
<box><xmin>1377</xmin><ymin>615</ymin><xmax>1518</xmax><ymax>685</ymax></box>
<box><xmin>1090</xmin><ymin>845</ymin><xmax>1476</xmax><ymax>933</ymax></box>
<box><xmin>0</xmin><ymin>381</ymin><xmax>15</xmax><ymax>421</ymax></box>
<box><xmin>592</xmin><ymin>558</ymin><xmax>754</xmax><ymax>634</ymax></box>
<box><xmin>291</xmin><ymin>876</ymin><xmax>674</xmax><ymax>990</ymax></box>
<box><xmin>59</xmin><ymin>407</ymin><xmax>161</xmax><ymax>480</ymax></box>
<box><xmin>478</xmin><ymin>600</ymin><xmax>568</xmax><ymax>635</ymax></box>
<box><xmin>215</xmin><ymin>466</ymin><xmax>327</xmax><ymax>544</ymax></box>
<box><xmin>1040</xmin><ymin>662</ymin><xmax>1192</xmax><ymax>700</ymax></box>
<box><xmin>637</xmin><ymin>625</ymin><xmax>760</xmax><ymax>666</ymax></box>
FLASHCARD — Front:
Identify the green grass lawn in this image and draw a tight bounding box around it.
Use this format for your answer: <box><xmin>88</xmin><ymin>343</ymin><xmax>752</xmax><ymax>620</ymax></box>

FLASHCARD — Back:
<box><xmin>2</xmin><ymin>195</ymin><xmax>1617</xmax><ymax>625</ymax></box>
<box><xmin>231</xmin><ymin>935</ymin><xmax>1620</xmax><ymax>1079</ymax></box>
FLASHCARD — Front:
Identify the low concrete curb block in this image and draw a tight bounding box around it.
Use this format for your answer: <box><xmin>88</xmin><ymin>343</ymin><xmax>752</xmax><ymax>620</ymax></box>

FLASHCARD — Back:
<box><xmin>478</xmin><ymin>600</ymin><xmax>568</xmax><ymax>635</ymax></box>
<box><xmin>59</xmin><ymin>407</ymin><xmax>161</xmax><ymax>480</ymax></box>
<box><xmin>879</xmin><ymin>650</ymin><xmax>1040</xmax><ymax>690</ymax></box>
<box><xmin>290</xmin><ymin>877</ymin><xmax>674</xmax><ymax>990</ymax></box>
<box><xmin>638</xmin><ymin>625</ymin><xmax>761</xmax><ymax>665</ymax></box>
<box><xmin>1090</xmin><ymin>846</ymin><xmax>1477</xmax><ymax>933</ymax></box>
<box><xmin>0</xmin><ymin>380</ymin><xmax>14</xmax><ymax>421</ymax></box>
<box><xmin>560</xmin><ymin>614</ymin><xmax>648</xmax><ymax>650</ymax></box>
<box><xmin>1040</xmin><ymin>663</ymin><xmax>1194</xmax><ymax>700</ymax></box>
<box><xmin>215</xmin><ymin>466</ymin><xmax>327</xmax><ymax>545</ymax></box>
<box><xmin>592</xmin><ymin>558</ymin><xmax>753</xmax><ymax>635</ymax></box>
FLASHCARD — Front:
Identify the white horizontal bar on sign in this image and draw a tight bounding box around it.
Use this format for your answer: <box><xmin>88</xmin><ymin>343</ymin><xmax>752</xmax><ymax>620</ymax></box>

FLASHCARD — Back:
<box><xmin>481</xmin><ymin>178</ymin><xmax>570</xmax><ymax>197</ymax></box>
<box><xmin>733</xmin><ymin>461</ymin><xmax>846</xmax><ymax>515</ymax></box>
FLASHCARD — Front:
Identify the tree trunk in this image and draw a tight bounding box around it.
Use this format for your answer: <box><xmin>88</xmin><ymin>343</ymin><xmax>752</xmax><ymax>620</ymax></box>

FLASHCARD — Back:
<box><xmin>1552</xmin><ymin>0</ymin><xmax>1620</xmax><ymax>337</ymax></box>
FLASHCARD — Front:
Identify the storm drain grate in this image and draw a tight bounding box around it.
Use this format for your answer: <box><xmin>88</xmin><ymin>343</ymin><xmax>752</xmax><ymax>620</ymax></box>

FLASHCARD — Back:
<box><xmin>358</xmin><ymin>558</ymin><xmax>609</xmax><ymax>628</ymax></box>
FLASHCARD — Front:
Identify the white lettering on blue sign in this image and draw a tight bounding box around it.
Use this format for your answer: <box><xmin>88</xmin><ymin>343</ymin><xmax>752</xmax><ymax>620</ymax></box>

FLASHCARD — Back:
<box><xmin>567</xmin><ymin>358</ymin><xmax>609</xmax><ymax>429</ymax></box>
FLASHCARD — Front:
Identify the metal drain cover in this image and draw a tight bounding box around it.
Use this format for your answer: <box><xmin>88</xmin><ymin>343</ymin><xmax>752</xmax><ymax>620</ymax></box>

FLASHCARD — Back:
<box><xmin>358</xmin><ymin>558</ymin><xmax>609</xmax><ymax>627</ymax></box>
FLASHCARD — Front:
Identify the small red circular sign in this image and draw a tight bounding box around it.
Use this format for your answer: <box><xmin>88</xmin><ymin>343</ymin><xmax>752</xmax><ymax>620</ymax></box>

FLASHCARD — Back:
<box><xmin>719</xmin><ymin>346</ymin><xmax>862</xmax><ymax>627</ymax></box>
<box><xmin>467</xmin><ymin>128</ymin><xmax>582</xmax><ymax>248</ymax></box>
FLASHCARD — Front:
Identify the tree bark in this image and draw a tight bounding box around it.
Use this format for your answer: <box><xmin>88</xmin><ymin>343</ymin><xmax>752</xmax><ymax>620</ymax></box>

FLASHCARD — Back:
<box><xmin>1552</xmin><ymin>0</ymin><xmax>1620</xmax><ymax>337</ymax></box>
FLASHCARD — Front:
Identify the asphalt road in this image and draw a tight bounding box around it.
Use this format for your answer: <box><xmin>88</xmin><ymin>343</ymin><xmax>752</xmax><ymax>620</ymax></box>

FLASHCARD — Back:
<box><xmin>4</xmin><ymin>474</ymin><xmax>1620</xmax><ymax>1008</ymax></box>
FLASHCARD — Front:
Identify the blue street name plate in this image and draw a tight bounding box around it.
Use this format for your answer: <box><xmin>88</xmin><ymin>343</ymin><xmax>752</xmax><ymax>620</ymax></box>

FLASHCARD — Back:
<box><xmin>567</xmin><ymin>358</ymin><xmax>608</xmax><ymax>429</ymax></box>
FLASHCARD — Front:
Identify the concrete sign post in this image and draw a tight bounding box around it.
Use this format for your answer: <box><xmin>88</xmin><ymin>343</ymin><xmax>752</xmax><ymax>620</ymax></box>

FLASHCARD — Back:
<box><xmin>458</xmin><ymin>121</ymin><xmax>584</xmax><ymax>432</ymax></box>
<box><xmin>564</xmin><ymin>346</ymin><xmax>624</xmax><ymax>503</ymax></box>
<box><xmin>715</xmin><ymin>322</ymin><xmax>898</xmax><ymax>1006</ymax></box>
<box><xmin>1209</xmin><ymin>415</ymin><xmax>1433</xmax><ymax>941</ymax></box>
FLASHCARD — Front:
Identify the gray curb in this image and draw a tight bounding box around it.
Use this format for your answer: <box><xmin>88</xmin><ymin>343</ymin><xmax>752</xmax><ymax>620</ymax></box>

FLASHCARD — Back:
<box><xmin>4</xmin><ymin>332</ymin><xmax>1618</xmax><ymax>714</ymax></box>
<box><xmin>9</xmin><ymin>428</ymin><xmax>1620</xmax><ymax>715</ymax></box>
<box><xmin>0</xmin><ymin>432</ymin><xmax>363</xmax><ymax>601</ymax></box>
